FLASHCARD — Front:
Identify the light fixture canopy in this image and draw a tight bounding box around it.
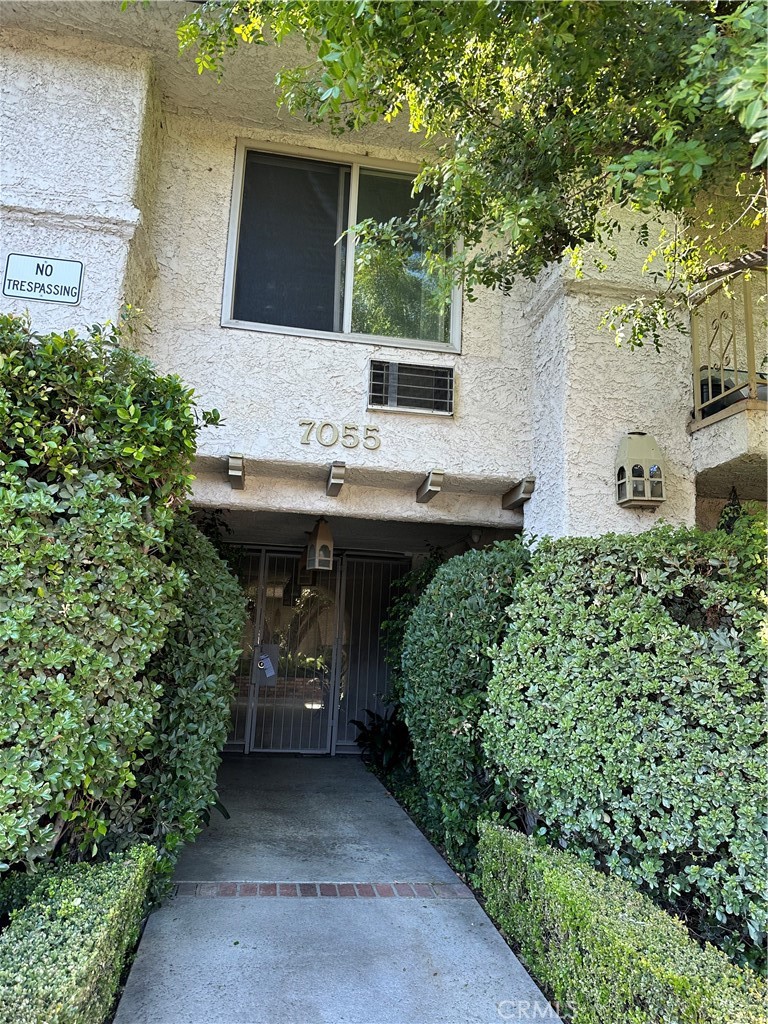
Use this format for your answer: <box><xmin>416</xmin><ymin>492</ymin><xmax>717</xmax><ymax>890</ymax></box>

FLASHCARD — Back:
<box><xmin>615</xmin><ymin>432</ymin><xmax>667</xmax><ymax>508</ymax></box>
<box><xmin>306</xmin><ymin>518</ymin><xmax>334</xmax><ymax>570</ymax></box>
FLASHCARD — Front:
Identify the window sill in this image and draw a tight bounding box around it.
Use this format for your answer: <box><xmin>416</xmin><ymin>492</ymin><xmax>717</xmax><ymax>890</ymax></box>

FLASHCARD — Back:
<box><xmin>220</xmin><ymin>317</ymin><xmax>462</xmax><ymax>355</ymax></box>
<box><xmin>367</xmin><ymin>404</ymin><xmax>454</xmax><ymax>417</ymax></box>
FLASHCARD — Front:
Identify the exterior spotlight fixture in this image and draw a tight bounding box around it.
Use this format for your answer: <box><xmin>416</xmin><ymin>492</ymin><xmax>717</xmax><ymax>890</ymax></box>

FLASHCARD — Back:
<box><xmin>615</xmin><ymin>432</ymin><xmax>667</xmax><ymax>508</ymax></box>
<box><xmin>306</xmin><ymin>518</ymin><xmax>334</xmax><ymax>570</ymax></box>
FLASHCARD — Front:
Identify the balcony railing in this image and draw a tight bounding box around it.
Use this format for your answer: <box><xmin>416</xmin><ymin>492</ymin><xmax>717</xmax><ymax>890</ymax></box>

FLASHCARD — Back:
<box><xmin>691</xmin><ymin>267</ymin><xmax>767</xmax><ymax>422</ymax></box>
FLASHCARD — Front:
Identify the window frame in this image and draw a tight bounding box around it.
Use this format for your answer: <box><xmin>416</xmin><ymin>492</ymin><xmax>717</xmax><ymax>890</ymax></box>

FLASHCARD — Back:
<box><xmin>221</xmin><ymin>139</ymin><xmax>462</xmax><ymax>353</ymax></box>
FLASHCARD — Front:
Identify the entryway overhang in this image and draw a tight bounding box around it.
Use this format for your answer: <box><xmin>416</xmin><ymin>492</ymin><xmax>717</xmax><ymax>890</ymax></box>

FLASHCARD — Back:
<box><xmin>191</xmin><ymin>456</ymin><xmax>528</xmax><ymax>539</ymax></box>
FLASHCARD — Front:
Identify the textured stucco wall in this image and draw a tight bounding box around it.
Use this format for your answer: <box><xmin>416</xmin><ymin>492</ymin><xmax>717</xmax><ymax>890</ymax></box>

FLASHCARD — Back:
<box><xmin>137</xmin><ymin>109</ymin><xmax>533</xmax><ymax>528</ymax></box>
<box><xmin>691</xmin><ymin>406</ymin><xmax>768</xmax><ymax>476</ymax></box>
<box><xmin>0</xmin><ymin>29</ymin><xmax>152</xmax><ymax>331</ymax></box>
<box><xmin>522</xmin><ymin>270</ymin><xmax>570</xmax><ymax>539</ymax></box>
<box><xmin>523</xmin><ymin>265</ymin><xmax>697</xmax><ymax>538</ymax></box>
<box><xmin>0</xmin><ymin>25</ymin><xmax>712</xmax><ymax>541</ymax></box>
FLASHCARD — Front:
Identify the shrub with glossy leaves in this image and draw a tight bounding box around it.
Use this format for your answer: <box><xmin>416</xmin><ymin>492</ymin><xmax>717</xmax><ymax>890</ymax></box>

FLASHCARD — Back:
<box><xmin>401</xmin><ymin>541</ymin><xmax>529</xmax><ymax>871</ymax></box>
<box><xmin>482</xmin><ymin>513</ymin><xmax>767</xmax><ymax>965</ymax></box>
<box><xmin>111</xmin><ymin>520</ymin><xmax>246</xmax><ymax>867</ymax></box>
<box><xmin>0</xmin><ymin>313</ymin><xmax>216</xmax><ymax>869</ymax></box>
<box><xmin>0</xmin><ymin>312</ymin><xmax>216</xmax><ymax>510</ymax></box>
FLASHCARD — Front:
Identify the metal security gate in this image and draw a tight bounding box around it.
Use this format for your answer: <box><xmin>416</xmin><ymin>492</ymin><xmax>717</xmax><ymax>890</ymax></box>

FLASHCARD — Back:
<box><xmin>226</xmin><ymin>550</ymin><xmax>408</xmax><ymax>754</ymax></box>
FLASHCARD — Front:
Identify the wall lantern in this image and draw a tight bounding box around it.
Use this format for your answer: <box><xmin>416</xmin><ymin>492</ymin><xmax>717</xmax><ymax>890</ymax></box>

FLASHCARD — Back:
<box><xmin>615</xmin><ymin>432</ymin><xmax>667</xmax><ymax>508</ymax></box>
<box><xmin>306</xmin><ymin>518</ymin><xmax>334</xmax><ymax>571</ymax></box>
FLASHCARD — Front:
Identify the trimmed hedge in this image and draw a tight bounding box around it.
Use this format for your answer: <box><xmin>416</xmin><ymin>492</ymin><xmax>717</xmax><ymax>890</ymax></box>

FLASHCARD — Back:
<box><xmin>482</xmin><ymin>513</ymin><xmax>767</xmax><ymax>964</ymax></box>
<box><xmin>478</xmin><ymin>823</ymin><xmax>767</xmax><ymax>1024</ymax></box>
<box><xmin>0</xmin><ymin>314</ymin><xmax>227</xmax><ymax>870</ymax></box>
<box><xmin>400</xmin><ymin>541</ymin><xmax>529</xmax><ymax>871</ymax></box>
<box><xmin>117</xmin><ymin>520</ymin><xmax>246</xmax><ymax>866</ymax></box>
<box><xmin>0</xmin><ymin>844</ymin><xmax>156</xmax><ymax>1024</ymax></box>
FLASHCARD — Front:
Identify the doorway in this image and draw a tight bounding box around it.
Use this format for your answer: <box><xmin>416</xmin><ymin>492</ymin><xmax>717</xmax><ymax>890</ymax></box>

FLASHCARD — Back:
<box><xmin>226</xmin><ymin>550</ymin><xmax>409</xmax><ymax>755</ymax></box>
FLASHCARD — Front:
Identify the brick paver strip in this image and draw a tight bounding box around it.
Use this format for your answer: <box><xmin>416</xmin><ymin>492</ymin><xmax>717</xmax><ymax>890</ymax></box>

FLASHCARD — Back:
<box><xmin>174</xmin><ymin>881</ymin><xmax>471</xmax><ymax>899</ymax></box>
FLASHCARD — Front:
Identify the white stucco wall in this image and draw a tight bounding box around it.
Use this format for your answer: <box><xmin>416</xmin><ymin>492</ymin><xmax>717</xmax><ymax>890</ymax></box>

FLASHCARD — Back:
<box><xmin>691</xmin><ymin>406</ymin><xmax>768</xmax><ymax>476</ymax></box>
<box><xmin>0</xmin><ymin>29</ymin><xmax>152</xmax><ymax>331</ymax></box>
<box><xmin>0</xmin><ymin>21</ymin><xmax>712</xmax><ymax>542</ymax></box>
<box><xmin>523</xmin><ymin>265</ymin><xmax>697</xmax><ymax>538</ymax></box>
<box><xmin>135</xmin><ymin>108</ymin><xmax>533</xmax><ymax>529</ymax></box>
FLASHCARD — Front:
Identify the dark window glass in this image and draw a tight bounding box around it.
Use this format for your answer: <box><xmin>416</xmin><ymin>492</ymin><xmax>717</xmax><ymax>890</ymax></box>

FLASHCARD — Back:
<box><xmin>233</xmin><ymin>152</ymin><xmax>349</xmax><ymax>332</ymax></box>
<box><xmin>232</xmin><ymin>151</ymin><xmax>452</xmax><ymax>344</ymax></box>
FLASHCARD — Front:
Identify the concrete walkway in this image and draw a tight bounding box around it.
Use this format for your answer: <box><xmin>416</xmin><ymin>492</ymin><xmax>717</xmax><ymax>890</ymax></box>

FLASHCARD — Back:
<box><xmin>115</xmin><ymin>756</ymin><xmax>559</xmax><ymax>1024</ymax></box>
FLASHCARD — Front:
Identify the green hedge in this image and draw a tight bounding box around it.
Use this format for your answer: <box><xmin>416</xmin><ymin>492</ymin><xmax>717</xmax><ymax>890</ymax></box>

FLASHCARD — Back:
<box><xmin>0</xmin><ymin>313</ymin><xmax>224</xmax><ymax>869</ymax></box>
<box><xmin>0</xmin><ymin>845</ymin><xmax>156</xmax><ymax>1024</ymax></box>
<box><xmin>478</xmin><ymin>823</ymin><xmax>767</xmax><ymax>1024</ymax></box>
<box><xmin>400</xmin><ymin>541</ymin><xmax>529</xmax><ymax>871</ymax></box>
<box><xmin>118</xmin><ymin>520</ymin><xmax>246</xmax><ymax>866</ymax></box>
<box><xmin>482</xmin><ymin>513</ymin><xmax>767</xmax><ymax>965</ymax></box>
<box><xmin>0</xmin><ymin>470</ymin><xmax>184</xmax><ymax>869</ymax></box>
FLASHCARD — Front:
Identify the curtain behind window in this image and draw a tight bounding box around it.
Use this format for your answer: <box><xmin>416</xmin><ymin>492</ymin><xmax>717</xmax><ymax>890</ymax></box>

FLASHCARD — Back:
<box><xmin>233</xmin><ymin>152</ymin><xmax>347</xmax><ymax>332</ymax></box>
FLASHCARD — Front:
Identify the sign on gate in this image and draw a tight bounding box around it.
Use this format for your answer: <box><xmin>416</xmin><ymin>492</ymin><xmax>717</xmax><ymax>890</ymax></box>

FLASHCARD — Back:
<box><xmin>3</xmin><ymin>253</ymin><xmax>83</xmax><ymax>305</ymax></box>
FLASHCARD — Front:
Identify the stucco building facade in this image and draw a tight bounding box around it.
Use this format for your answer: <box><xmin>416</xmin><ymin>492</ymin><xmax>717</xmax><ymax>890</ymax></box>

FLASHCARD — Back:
<box><xmin>2</xmin><ymin>2</ymin><xmax>765</xmax><ymax>753</ymax></box>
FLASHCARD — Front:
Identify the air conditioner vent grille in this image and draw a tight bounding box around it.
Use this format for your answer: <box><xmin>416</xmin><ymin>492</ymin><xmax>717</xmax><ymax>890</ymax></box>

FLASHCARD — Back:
<box><xmin>368</xmin><ymin>360</ymin><xmax>454</xmax><ymax>414</ymax></box>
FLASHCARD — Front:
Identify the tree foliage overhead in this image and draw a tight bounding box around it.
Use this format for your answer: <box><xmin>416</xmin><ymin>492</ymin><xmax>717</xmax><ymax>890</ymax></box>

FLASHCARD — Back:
<box><xmin>178</xmin><ymin>0</ymin><xmax>767</xmax><ymax>346</ymax></box>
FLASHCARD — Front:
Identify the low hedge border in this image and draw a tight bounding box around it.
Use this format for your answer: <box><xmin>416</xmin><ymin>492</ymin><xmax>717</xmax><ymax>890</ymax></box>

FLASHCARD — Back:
<box><xmin>478</xmin><ymin>822</ymin><xmax>766</xmax><ymax>1024</ymax></box>
<box><xmin>0</xmin><ymin>844</ymin><xmax>156</xmax><ymax>1024</ymax></box>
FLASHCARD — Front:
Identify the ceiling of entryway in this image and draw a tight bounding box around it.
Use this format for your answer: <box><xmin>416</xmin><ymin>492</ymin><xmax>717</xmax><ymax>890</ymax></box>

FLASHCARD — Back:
<box><xmin>197</xmin><ymin>507</ymin><xmax>519</xmax><ymax>557</ymax></box>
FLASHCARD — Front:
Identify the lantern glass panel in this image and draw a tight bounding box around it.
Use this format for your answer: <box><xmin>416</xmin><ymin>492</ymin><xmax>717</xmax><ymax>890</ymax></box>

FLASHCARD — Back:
<box><xmin>632</xmin><ymin>464</ymin><xmax>644</xmax><ymax>477</ymax></box>
<box><xmin>632</xmin><ymin>479</ymin><xmax>646</xmax><ymax>498</ymax></box>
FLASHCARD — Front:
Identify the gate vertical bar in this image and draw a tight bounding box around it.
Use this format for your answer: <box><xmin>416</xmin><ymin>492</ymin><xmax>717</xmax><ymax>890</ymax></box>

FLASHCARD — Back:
<box><xmin>245</xmin><ymin>548</ymin><xmax>267</xmax><ymax>754</ymax></box>
<box><xmin>328</xmin><ymin>555</ymin><xmax>348</xmax><ymax>755</ymax></box>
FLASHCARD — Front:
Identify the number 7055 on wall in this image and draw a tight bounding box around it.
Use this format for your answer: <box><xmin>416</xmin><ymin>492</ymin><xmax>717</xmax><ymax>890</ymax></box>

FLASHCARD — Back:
<box><xmin>299</xmin><ymin>420</ymin><xmax>381</xmax><ymax>450</ymax></box>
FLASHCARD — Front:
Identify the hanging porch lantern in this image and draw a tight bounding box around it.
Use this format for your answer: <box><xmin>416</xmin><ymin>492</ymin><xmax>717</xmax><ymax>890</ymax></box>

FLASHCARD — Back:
<box><xmin>306</xmin><ymin>518</ymin><xmax>334</xmax><ymax>570</ymax></box>
<box><xmin>615</xmin><ymin>432</ymin><xmax>667</xmax><ymax>508</ymax></box>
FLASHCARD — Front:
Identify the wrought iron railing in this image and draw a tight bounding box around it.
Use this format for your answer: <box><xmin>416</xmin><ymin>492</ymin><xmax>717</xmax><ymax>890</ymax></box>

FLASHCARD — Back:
<box><xmin>691</xmin><ymin>267</ymin><xmax>768</xmax><ymax>422</ymax></box>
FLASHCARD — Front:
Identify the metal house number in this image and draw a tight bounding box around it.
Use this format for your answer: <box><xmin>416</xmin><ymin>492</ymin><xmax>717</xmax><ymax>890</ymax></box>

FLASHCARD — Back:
<box><xmin>299</xmin><ymin>421</ymin><xmax>381</xmax><ymax>451</ymax></box>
